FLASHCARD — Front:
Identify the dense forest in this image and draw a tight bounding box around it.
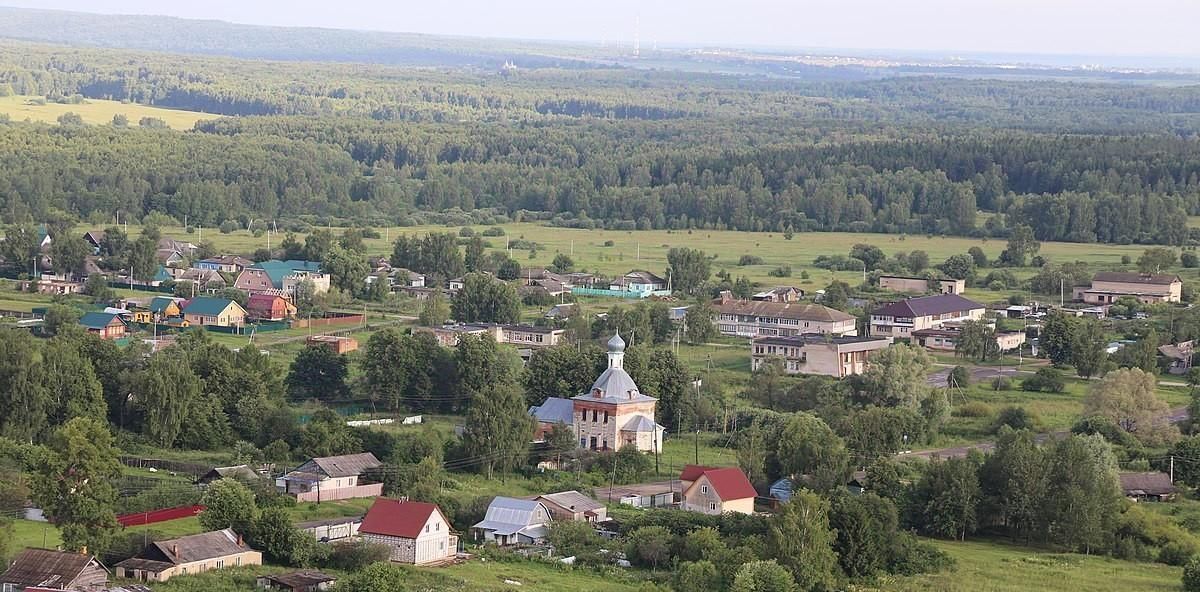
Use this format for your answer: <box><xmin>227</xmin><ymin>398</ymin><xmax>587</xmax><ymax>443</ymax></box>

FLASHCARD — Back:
<box><xmin>1</xmin><ymin>35</ymin><xmax>1200</xmax><ymax>244</ymax></box>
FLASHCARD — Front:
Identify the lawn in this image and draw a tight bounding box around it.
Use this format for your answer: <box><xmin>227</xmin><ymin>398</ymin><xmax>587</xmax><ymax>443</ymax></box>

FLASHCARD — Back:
<box><xmin>0</xmin><ymin>95</ymin><xmax>217</xmax><ymax>130</ymax></box>
<box><xmin>869</xmin><ymin>539</ymin><xmax>1182</xmax><ymax>592</ymax></box>
<box><xmin>9</xmin><ymin>518</ymin><xmax>62</xmax><ymax>551</ymax></box>
<box><xmin>935</xmin><ymin>373</ymin><xmax>1190</xmax><ymax>448</ymax></box>
<box><xmin>80</xmin><ymin>222</ymin><xmax>1160</xmax><ymax>304</ymax></box>
<box><xmin>431</xmin><ymin>558</ymin><xmax>648</xmax><ymax>592</ymax></box>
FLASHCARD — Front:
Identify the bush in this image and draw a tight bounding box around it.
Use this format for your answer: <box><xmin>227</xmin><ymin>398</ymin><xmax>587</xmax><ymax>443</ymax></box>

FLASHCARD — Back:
<box><xmin>738</xmin><ymin>255</ymin><xmax>765</xmax><ymax>266</ymax></box>
<box><xmin>324</xmin><ymin>539</ymin><xmax>391</xmax><ymax>570</ymax></box>
<box><xmin>888</xmin><ymin>532</ymin><xmax>955</xmax><ymax>576</ymax></box>
<box><xmin>603</xmin><ymin>239</ymin><xmax>615</xmax><ymax>247</ymax></box>
<box><xmin>1021</xmin><ymin>367</ymin><xmax>1066</xmax><ymax>393</ymax></box>
<box><xmin>481</xmin><ymin>227</ymin><xmax>506</xmax><ymax>237</ymax></box>
<box><xmin>1185</xmin><ymin>252</ymin><xmax>1200</xmax><ymax>269</ymax></box>
<box><xmin>219</xmin><ymin>220</ymin><xmax>239</xmax><ymax>234</ymax></box>
<box><xmin>954</xmin><ymin>401</ymin><xmax>992</xmax><ymax>418</ymax></box>
<box><xmin>768</xmin><ymin>265</ymin><xmax>792</xmax><ymax>278</ymax></box>
<box><xmin>1185</xmin><ymin>556</ymin><xmax>1200</xmax><ymax>591</ymax></box>
<box><xmin>991</xmin><ymin>376</ymin><xmax>1012</xmax><ymax>391</ymax></box>
<box><xmin>991</xmin><ymin>406</ymin><xmax>1038</xmax><ymax>433</ymax></box>
<box><xmin>458</xmin><ymin>227</ymin><xmax>475</xmax><ymax>237</ymax></box>
<box><xmin>1159</xmin><ymin>541</ymin><xmax>1195</xmax><ymax>566</ymax></box>
<box><xmin>948</xmin><ymin>366</ymin><xmax>970</xmax><ymax>388</ymax></box>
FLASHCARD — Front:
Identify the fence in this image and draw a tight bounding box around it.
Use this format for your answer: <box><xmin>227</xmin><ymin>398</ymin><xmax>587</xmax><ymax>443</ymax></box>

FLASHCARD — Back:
<box><xmin>116</xmin><ymin>505</ymin><xmax>205</xmax><ymax>527</ymax></box>
<box><xmin>292</xmin><ymin>313</ymin><xmax>365</xmax><ymax>329</ymax></box>
<box><xmin>570</xmin><ymin>287</ymin><xmax>671</xmax><ymax>299</ymax></box>
<box><xmin>120</xmin><ymin>457</ymin><xmax>210</xmax><ymax>477</ymax></box>
<box><xmin>294</xmin><ymin>483</ymin><xmax>383</xmax><ymax>503</ymax></box>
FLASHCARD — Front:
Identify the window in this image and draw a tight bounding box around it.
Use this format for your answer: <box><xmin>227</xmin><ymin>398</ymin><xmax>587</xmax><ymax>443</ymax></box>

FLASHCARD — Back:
<box><xmin>235</xmin><ymin>557</ymin><xmax>241</xmax><ymax>566</ymax></box>
<box><xmin>603</xmin><ymin>411</ymin><xmax>609</xmax><ymax>424</ymax></box>
<box><xmin>701</xmin><ymin>485</ymin><xmax>709</xmax><ymax>494</ymax></box>
<box><xmin>436</xmin><ymin>522</ymin><xmax>440</xmax><ymax>531</ymax></box>
<box><xmin>709</xmin><ymin>502</ymin><xmax>717</xmax><ymax>511</ymax></box>
<box><xmin>425</xmin><ymin>524</ymin><xmax>430</xmax><ymax>533</ymax></box>
<box><xmin>216</xmin><ymin>559</ymin><xmax>224</xmax><ymax>568</ymax></box>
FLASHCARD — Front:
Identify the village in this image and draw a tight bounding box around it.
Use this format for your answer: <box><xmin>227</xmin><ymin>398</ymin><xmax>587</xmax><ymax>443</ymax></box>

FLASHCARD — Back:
<box><xmin>1</xmin><ymin>221</ymin><xmax>1198</xmax><ymax>592</ymax></box>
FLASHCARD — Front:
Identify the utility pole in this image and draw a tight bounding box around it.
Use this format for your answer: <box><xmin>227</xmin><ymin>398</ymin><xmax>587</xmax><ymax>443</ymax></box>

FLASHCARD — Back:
<box><xmin>694</xmin><ymin>380</ymin><xmax>701</xmax><ymax>465</ymax></box>
<box><xmin>1171</xmin><ymin>456</ymin><xmax>1175</xmax><ymax>483</ymax></box>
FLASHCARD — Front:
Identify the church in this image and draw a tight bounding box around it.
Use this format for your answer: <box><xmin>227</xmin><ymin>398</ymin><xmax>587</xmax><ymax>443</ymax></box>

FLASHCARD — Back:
<box><xmin>529</xmin><ymin>332</ymin><xmax>665</xmax><ymax>453</ymax></box>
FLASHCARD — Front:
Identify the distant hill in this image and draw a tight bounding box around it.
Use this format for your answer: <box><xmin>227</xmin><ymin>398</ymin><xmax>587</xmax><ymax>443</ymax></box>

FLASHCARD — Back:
<box><xmin>0</xmin><ymin>6</ymin><xmax>602</xmax><ymax>69</ymax></box>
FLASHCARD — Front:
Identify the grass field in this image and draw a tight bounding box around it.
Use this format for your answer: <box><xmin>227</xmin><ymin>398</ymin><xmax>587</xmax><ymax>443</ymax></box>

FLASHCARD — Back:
<box><xmin>0</xmin><ymin>95</ymin><xmax>217</xmax><ymax>130</ymax></box>
<box><xmin>80</xmin><ymin>222</ymin><xmax>1168</xmax><ymax>305</ymax></box>
<box><xmin>431</xmin><ymin>559</ymin><xmax>648</xmax><ymax>592</ymax></box>
<box><xmin>871</xmin><ymin>539</ymin><xmax>1182</xmax><ymax>592</ymax></box>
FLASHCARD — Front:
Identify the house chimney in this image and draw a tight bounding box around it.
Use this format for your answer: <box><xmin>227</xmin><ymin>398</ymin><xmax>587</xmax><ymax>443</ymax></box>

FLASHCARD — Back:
<box><xmin>627</xmin><ymin>390</ymin><xmax>634</xmax><ymax>400</ymax></box>
<box><xmin>80</xmin><ymin>545</ymin><xmax>87</xmax><ymax>556</ymax></box>
<box><xmin>237</xmin><ymin>533</ymin><xmax>243</xmax><ymax>547</ymax></box>
<box><xmin>172</xmin><ymin>544</ymin><xmax>179</xmax><ymax>557</ymax></box>
<box><xmin>593</xmin><ymin>388</ymin><xmax>602</xmax><ymax>398</ymax></box>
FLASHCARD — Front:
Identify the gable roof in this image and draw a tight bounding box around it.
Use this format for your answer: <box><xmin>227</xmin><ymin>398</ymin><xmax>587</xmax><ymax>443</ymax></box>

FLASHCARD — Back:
<box><xmin>359</xmin><ymin>498</ymin><xmax>442</xmax><ymax>539</ymax></box>
<box><xmin>251</xmin><ymin>260</ymin><xmax>323</xmax><ymax>289</ymax></box>
<box><xmin>1093</xmin><ymin>272</ymin><xmax>1181</xmax><ymax>286</ymax></box>
<box><xmin>1119</xmin><ymin>472</ymin><xmax>1175</xmax><ymax>496</ymax></box>
<box><xmin>246</xmin><ymin>293</ymin><xmax>287</xmax><ymax>309</ymax></box>
<box><xmin>871</xmin><ymin>293</ymin><xmax>985</xmax><ymax>318</ymax></box>
<box><xmin>529</xmin><ymin>397</ymin><xmax>574</xmax><ymax>425</ymax></box>
<box><xmin>310</xmin><ymin>452</ymin><xmax>381</xmax><ymax>478</ymax></box>
<box><xmin>574</xmin><ymin>366</ymin><xmax>657</xmax><ymax>404</ymax></box>
<box><xmin>181</xmin><ymin>297</ymin><xmax>242</xmax><ymax>317</ymax></box>
<box><xmin>685</xmin><ymin>466</ymin><xmax>757</xmax><ymax>501</ymax></box>
<box><xmin>82</xmin><ymin>230</ymin><xmax>106</xmax><ymax>246</ymax></box>
<box><xmin>150</xmin><ymin>529</ymin><xmax>252</xmax><ymax>565</ymax></box>
<box><xmin>79</xmin><ymin>311</ymin><xmax>125</xmax><ymax>329</ymax></box>
<box><xmin>0</xmin><ymin>548</ymin><xmax>99</xmax><ymax>588</ymax></box>
<box><xmin>149</xmin><ymin>296</ymin><xmax>181</xmax><ymax>314</ymax></box>
<box><xmin>680</xmin><ymin>464</ymin><xmax>719</xmax><ymax>482</ymax></box>
<box><xmin>535</xmin><ymin>490</ymin><xmax>603</xmax><ymax>515</ymax></box>
<box><xmin>713</xmin><ymin>299</ymin><xmax>855</xmax><ymax>323</ymax></box>
<box><xmin>472</xmin><ymin>497</ymin><xmax>550</xmax><ymax>536</ymax></box>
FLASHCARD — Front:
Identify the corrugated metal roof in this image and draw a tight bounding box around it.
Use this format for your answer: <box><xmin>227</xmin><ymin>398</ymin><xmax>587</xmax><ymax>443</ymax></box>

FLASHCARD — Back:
<box><xmin>472</xmin><ymin>497</ymin><xmax>549</xmax><ymax>536</ymax></box>
<box><xmin>529</xmin><ymin>397</ymin><xmax>574</xmax><ymax>424</ymax></box>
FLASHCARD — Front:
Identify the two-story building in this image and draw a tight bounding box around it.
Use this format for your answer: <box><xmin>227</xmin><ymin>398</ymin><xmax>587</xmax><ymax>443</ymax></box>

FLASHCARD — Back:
<box><xmin>414</xmin><ymin>323</ymin><xmax>565</xmax><ymax>348</ymax></box>
<box><xmin>234</xmin><ymin>260</ymin><xmax>329</xmax><ymax>297</ymax></box>
<box><xmin>245</xmin><ymin>294</ymin><xmax>297</xmax><ymax>321</ymax></box>
<box><xmin>359</xmin><ymin>498</ymin><xmax>458</xmax><ymax>565</ymax></box>
<box><xmin>196</xmin><ymin>255</ymin><xmax>254</xmax><ymax>274</ymax></box>
<box><xmin>530</xmin><ymin>333</ymin><xmax>665</xmax><ymax>453</ymax></box>
<box><xmin>750</xmin><ymin>334</ymin><xmax>893</xmax><ymax>377</ymax></box>
<box><xmin>680</xmin><ymin>465</ymin><xmax>757</xmax><ymax>515</ymax></box>
<box><xmin>868</xmin><ymin>293</ymin><xmax>986</xmax><ymax>340</ymax></box>
<box><xmin>1073</xmin><ymin>272</ymin><xmax>1183</xmax><ymax>304</ymax></box>
<box><xmin>713</xmin><ymin>293</ymin><xmax>858</xmax><ymax>338</ymax></box>
<box><xmin>569</xmin><ymin>333</ymin><xmax>665</xmax><ymax>453</ymax></box>
<box><xmin>878</xmin><ymin>275</ymin><xmax>966</xmax><ymax>295</ymax></box>
<box><xmin>277</xmin><ymin>453</ymin><xmax>383</xmax><ymax>502</ymax></box>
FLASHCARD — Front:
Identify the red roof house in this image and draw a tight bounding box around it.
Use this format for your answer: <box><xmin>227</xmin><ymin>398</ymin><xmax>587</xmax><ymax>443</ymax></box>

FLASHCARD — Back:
<box><xmin>359</xmin><ymin>498</ymin><xmax>457</xmax><ymax>565</ymax></box>
<box><xmin>245</xmin><ymin>294</ymin><xmax>297</xmax><ymax>321</ymax></box>
<box><xmin>680</xmin><ymin>465</ymin><xmax>757</xmax><ymax>515</ymax></box>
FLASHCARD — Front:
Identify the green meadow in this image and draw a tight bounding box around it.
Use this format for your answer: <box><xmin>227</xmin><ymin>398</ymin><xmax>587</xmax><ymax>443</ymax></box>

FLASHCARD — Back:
<box><xmin>84</xmin><ymin>222</ymin><xmax>1165</xmax><ymax>304</ymax></box>
<box><xmin>0</xmin><ymin>95</ymin><xmax>217</xmax><ymax>130</ymax></box>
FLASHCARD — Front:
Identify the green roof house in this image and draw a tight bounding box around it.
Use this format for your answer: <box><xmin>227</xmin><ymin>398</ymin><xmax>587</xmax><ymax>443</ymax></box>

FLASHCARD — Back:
<box><xmin>181</xmin><ymin>297</ymin><xmax>247</xmax><ymax>328</ymax></box>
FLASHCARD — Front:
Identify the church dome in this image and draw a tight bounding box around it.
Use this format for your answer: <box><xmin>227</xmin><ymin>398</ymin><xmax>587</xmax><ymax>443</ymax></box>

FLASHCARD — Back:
<box><xmin>607</xmin><ymin>331</ymin><xmax>626</xmax><ymax>352</ymax></box>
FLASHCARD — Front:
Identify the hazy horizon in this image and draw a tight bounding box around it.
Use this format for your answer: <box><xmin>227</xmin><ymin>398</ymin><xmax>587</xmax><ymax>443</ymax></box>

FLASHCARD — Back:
<box><xmin>2</xmin><ymin>0</ymin><xmax>1199</xmax><ymax>62</ymax></box>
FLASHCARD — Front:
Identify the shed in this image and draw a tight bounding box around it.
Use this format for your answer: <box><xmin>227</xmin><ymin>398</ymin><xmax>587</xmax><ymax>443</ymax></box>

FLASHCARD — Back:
<box><xmin>255</xmin><ymin>571</ymin><xmax>337</xmax><ymax>592</ymax></box>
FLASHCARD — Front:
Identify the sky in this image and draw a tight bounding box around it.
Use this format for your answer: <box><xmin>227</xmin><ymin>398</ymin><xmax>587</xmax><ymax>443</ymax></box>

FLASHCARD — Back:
<box><xmin>3</xmin><ymin>0</ymin><xmax>1199</xmax><ymax>59</ymax></box>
